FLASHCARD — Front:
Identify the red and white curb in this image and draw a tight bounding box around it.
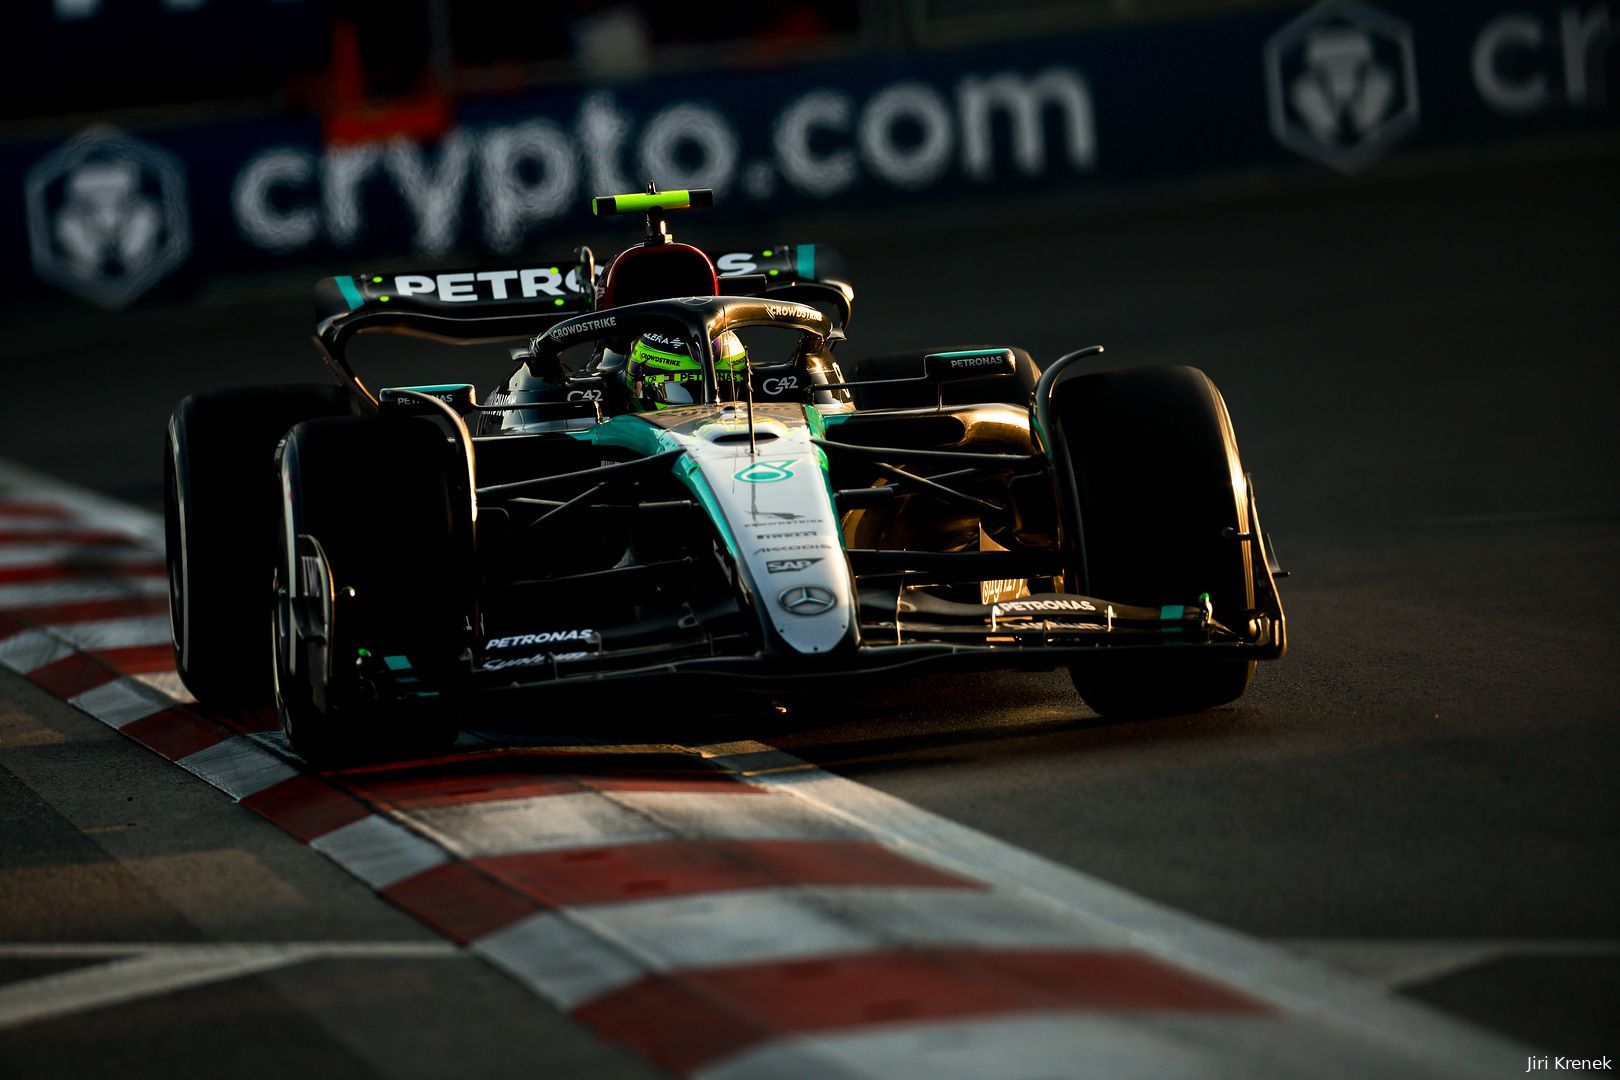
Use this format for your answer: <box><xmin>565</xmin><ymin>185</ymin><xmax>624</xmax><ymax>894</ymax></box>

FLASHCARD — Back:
<box><xmin>0</xmin><ymin>460</ymin><xmax>1526</xmax><ymax>1078</ymax></box>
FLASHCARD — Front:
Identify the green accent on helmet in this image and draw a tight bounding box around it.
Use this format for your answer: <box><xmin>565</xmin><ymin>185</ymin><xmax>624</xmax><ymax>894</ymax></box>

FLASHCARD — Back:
<box><xmin>629</xmin><ymin>336</ymin><xmax>698</xmax><ymax>411</ymax></box>
<box><xmin>715</xmin><ymin>332</ymin><xmax>748</xmax><ymax>374</ymax></box>
<box><xmin>630</xmin><ymin>337</ymin><xmax>699</xmax><ymax>373</ymax></box>
<box><xmin>627</xmin><ymin>332</ymin><xmax>748</xmax><ymax>410</ymax></box>
<box><xmin>630</xmin><ymin>333</ymin><xmax>748</xmax><ymax>374</ymax></box>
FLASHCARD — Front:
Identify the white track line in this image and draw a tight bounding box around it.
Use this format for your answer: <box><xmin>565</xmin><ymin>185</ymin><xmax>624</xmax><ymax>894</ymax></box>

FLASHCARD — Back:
<box><xmin>0</xmin><ymin>951</ymin><xmax>303</xmax><ymax>1030</ymax></box>
<box><xmin>0</xmin><ymin>943</ymin><xmax>459</xmax><ymax>1030</ymax></box>
<box><xmin>1280</xmin><ymin>938</ymin><xmax>1620</xmax><ymax>989</ymax></box>
<box><xmin>0</xmin><ymin>942</ymin><xmax>460</xmax><ymax>959</ymax></box>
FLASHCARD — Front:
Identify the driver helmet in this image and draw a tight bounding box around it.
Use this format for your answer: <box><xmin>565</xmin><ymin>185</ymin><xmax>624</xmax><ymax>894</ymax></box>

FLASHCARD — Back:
<box><xmin>625</xmin><ymin>329</ymin><xmax>748</xmax><ymax>410</ymax></box>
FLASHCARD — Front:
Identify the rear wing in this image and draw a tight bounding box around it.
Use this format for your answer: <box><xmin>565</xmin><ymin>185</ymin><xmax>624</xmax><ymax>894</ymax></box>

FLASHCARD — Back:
<box><xmin>313</xmin><ymin>243</ymin><xmax>851</xmax><ymax>402</ymax></box>
<box><xmin>314</xmin><ymin>263</ymin><xmax>598</xmax><ymax>349</ymax></box>
<box><xmin>714</xmin><ymin>243</ymin><xmax>852</xmax><ymax>330</ymax></box>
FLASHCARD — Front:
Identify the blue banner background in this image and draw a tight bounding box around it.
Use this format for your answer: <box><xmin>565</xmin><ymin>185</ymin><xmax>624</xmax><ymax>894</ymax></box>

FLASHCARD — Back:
<box><xmin>3</xmin><ymin>0</ymin><xmax>1612</xmax><ymax>305</ymax></box>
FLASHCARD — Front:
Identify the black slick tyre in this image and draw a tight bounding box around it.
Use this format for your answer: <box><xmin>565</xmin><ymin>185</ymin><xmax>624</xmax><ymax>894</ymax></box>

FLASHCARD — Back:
<box><xmin>851</xmin><ymin>346</ymin><xmax>1039</xmax><ymax>410</ymax></box>
<box><xmin>164</xmin><ymin>385</ymin><xmax>352</xmax><ymax>704</ymax></box>
<box><xmin>273</xmin><ymin>415</ymin><xmax>466</xmax><ymax>766</ymax></box>
<box><xmin>1053</xmin><ymin>365</ymin><xmax>1256</xmax><ymax>718</ymax></box>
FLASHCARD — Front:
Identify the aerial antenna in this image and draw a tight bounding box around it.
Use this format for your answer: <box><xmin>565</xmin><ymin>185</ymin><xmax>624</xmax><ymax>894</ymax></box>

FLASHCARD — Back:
<box><xmin>744</xmin><ymin>345</ymin><xmax>757</xmax><ymax>456</ymax></box>
<box><xmin>643</xmin><ymin>181</ymin><xmax>667</xmax><ymax>245</ymax></box>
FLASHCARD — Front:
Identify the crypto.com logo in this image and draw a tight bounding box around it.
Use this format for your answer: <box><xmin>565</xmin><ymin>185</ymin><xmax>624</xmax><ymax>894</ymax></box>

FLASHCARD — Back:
<box><xmin>1265</xmin><ymin>1</ymin><xmax>1420</xmax><ymax>173</ymax></box>
<box><xmin>25</xmin><ymin>126</ymin><xmax>191</xmax><ymax>307</ymax></box>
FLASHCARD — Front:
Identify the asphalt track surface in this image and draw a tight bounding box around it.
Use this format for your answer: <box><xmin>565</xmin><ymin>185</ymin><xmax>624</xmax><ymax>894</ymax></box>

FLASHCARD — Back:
<box><xmin>1</xmin><ymin>150</ymin><xmax>1616</xmax><ymax>1075</ymax></box>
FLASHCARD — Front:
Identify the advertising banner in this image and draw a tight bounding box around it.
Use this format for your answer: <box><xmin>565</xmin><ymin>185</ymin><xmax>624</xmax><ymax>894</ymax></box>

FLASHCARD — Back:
<box><xmin>3</xmin><ymin>0</ymin><xmax>1612</xmax><ymax>306</ymax></box>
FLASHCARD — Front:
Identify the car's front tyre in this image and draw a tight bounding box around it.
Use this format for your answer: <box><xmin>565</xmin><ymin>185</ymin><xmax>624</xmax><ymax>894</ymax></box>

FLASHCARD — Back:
<box><xmin>165</xmin><ymin>385</ymin><xmax>352</xmax><ymax>704</ymax></box>
<box><xmin>1051</xmin><ymin>364</ymin><xmax>1257</xmax><ymax>719</ymax></box>
<box><xmin>273</xmin><ymin>415</ymin><xmax>467</xmax><ymax>766</ymax></box>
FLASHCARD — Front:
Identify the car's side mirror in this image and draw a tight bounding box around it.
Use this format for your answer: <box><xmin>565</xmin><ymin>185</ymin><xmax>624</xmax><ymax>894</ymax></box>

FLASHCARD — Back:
<box><xmin>816</xmin><ymin>347</ymin><xmax>1018</xmax><ymax>399</ymax></box>
<box><xmin>563</xmin><ymin>375</ymin><xmax>606</xmax><ymax>404</ymax></box>
<box><xmin>922</xmin><ymin>349</ymin><xmax>1017</xmax><ymax>382</ymax></box>
<box><xmin>379</xmin><ymin>383</ymin><xmax>479</xmax><ymax>416</ymax></box>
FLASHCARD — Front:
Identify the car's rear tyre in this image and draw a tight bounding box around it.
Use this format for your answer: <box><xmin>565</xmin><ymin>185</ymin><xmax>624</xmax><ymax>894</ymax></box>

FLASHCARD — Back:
<box><xmin>850</xmin><ymin>346</ymin><xmax>1039</xmax><ymax>410</ymax></box>
<box><xmin>1053</xmin><ymin>365</ymin><xmax>1255</xmax><ymax>718</ymax></box>
<box><xmin>274</xmin><ymin>415</ymin><xmax>466</xmax><ymax>767</ymax></box>
<box><xmin>165</xmin><ymin>385</ymin><xmax>353</xmax><ymax>704</ymax></box>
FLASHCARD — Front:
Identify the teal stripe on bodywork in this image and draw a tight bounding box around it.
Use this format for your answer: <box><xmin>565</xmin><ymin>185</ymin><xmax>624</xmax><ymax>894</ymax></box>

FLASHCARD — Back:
<box><xmin>674</xmin><ymin>458</ymin><xmax>740</xmax><ymax>559</ymax></box>
<box><xmin>336</xmin><ymin>275</ymin><xmax>366</xmax><ymax>311</ymax></box>
<box><xmin>1159</xmin><ymin>605</ymin><xmax>1185</xmax><ymax>621</ymax></box>
<box><xmin>567</xmin><ymin>414</ymin><xmax>681</xmax><ymax>456</ymax></box>
<box><xmin>796</xmin><ymin>244</ymin><xmax>816</xmax><ymax>280</ymax></box>
<box><xmin>804</xmin><ymin>405</ymin><xmax>844</xmax><ymax>539</ymax></box>
<box><xmin>818</xmin><ymin>460</ymin><xmax>842</xmax><ymax>542</ymax></box>
<box><xmin>802</xmin><ymin>404</ymin><xmax>828</xmax><ymax>441</ymax></box>
<box><xmin>563</xmin><ymin>415</ymin><xmax>735</xmax><ymax>557</ymax></box>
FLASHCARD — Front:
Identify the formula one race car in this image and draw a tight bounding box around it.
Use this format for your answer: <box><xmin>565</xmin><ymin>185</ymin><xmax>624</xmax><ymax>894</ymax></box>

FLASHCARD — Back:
<box><xmin>165</xmin><ymin>186</ymin><xmax>1286</xmax><ymax>764</ymax></box>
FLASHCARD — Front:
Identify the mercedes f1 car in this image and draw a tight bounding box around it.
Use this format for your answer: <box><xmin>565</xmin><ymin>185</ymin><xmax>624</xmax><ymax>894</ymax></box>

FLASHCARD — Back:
<box><xmin>165</xmin><ymin>187</ymin><xmax>1287</xmax><ymax>763</ymax></box>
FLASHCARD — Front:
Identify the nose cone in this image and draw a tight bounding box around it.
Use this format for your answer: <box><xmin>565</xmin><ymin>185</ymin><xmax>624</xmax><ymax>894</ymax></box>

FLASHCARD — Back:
<box><xmin>677</xmin><ymin>406</ymin><xmax>858</xmax><ymax>657</ymax></box>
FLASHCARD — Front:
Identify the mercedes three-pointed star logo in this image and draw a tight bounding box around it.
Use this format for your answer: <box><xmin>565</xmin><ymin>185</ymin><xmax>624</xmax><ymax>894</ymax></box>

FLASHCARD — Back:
<box><xmin>778</xmin><ymin>584</ymin><xmax>836</xmax><ymax>616</ymax></box>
